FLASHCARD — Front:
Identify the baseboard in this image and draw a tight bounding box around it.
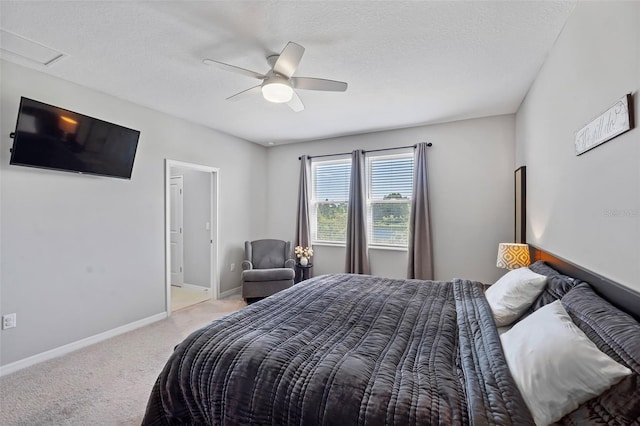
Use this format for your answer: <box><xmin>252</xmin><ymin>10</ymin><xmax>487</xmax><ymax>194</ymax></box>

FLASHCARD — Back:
<box><xmin>220</xmin><ymin>286</ymin><xmax>241</xmax><ymax>299</ymax></box>
<box><xmin>0</xmin><ymin>311</ymin><xmax>168</xmax><ymax>377</ymax></box>
<box><xmin>181</xmin><ymin>283</ymin><xmax>210</xmax><ymax>292</ymax></box>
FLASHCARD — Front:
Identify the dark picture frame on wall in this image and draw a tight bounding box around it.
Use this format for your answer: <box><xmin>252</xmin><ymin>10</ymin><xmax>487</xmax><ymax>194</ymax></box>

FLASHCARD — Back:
<box><xmin>515</xmin><ymin>166</ymin><xmax>526</xmax><ymax>243</ymax></box>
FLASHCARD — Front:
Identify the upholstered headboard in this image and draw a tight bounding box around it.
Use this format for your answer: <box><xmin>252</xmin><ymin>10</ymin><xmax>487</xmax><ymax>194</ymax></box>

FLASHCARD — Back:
<box><xmin>530</xmin><ymin>245</ymin><xmax>640</xmax><ymax>321</ymax></box>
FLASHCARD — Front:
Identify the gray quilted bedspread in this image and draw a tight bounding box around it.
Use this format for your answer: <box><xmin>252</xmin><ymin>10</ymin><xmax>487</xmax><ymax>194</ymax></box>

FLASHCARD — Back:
<box><xmin>142</xmin><ymin>274</ymin><xmax>534</xmax><ymax>425</ymax></box>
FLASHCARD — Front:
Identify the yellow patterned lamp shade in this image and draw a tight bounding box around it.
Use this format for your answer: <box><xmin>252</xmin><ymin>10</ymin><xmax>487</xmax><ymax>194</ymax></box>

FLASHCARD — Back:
<box><xmin>496</xmin><ymin>243</ymin><xmax>531</xmax><ymax>269</ymax></box>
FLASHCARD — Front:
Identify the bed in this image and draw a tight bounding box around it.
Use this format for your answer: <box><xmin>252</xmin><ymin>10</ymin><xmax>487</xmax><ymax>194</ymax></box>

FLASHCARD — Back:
<box><xmin>142</xmin><ymin>247</ymin><xmax>640</xmax><ymax>425</ymax></box>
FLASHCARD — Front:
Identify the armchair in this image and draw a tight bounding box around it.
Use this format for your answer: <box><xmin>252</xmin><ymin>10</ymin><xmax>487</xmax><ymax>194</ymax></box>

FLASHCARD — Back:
<box><xmin>241</xmin><ymin>239</ymin><xmax>296</xmax><ymax>300</ymax></box>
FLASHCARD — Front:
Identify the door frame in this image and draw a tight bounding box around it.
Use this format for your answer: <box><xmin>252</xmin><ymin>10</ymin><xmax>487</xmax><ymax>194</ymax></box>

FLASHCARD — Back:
<box><xmin>164</xmin><ymin>159</ymin><xmax>220</xmax><ymax>315</ymax></box>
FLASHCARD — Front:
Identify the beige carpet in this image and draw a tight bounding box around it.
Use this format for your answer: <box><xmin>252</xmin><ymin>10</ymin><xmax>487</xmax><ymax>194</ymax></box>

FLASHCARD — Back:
<box><xmin>0</xmin><ymin>296</ymin><xmax>245</xmax><ymax>426</ymax></box>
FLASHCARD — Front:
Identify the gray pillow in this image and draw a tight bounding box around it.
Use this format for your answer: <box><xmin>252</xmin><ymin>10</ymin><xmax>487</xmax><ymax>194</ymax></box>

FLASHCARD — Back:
<box><xmin>559</xmin><ymin>283</ymin><xmax>640</xmax><ymax>424</ymax></box>
<box><xmin>523</xmin><ymin>261</ymin><xmax>580</xmax><ymax>316</ymax></box>
<box><xmin>527</xmin><ymin>260</ymin><xmax>562</xmax><ymax>276</ymax></box>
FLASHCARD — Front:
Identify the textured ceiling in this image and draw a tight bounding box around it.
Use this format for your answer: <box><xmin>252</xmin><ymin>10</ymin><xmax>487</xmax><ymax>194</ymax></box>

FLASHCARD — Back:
<box><xmin>0</xmin><ymin>1</ymin><xmax>576</xmax><ymax>146</ymax></box>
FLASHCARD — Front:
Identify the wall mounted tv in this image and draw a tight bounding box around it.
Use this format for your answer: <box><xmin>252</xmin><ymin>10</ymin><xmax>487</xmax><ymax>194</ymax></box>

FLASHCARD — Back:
<box><xmin>10</xmin><ymin>97</ymin><xmax>140</xmax><ymax>179</ymax></box>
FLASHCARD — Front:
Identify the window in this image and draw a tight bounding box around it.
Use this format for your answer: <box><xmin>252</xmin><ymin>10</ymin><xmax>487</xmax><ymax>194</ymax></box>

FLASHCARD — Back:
<box><xmin>311</xmin><ymin>159</ymin><xmax>351</xmax><ymax>244</ymax></box>
<box><xmin>310</xmin><ymin>152</ymin><xmax>414</xmax><ymax>248</ymax></box>
<box><xmin>367</xmin><ymin>153</ymin><xmax>414</xmax><ymax>247</ymax></box>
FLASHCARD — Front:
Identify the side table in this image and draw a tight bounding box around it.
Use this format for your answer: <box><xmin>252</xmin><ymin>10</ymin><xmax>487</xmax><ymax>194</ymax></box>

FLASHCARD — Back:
<box><xmin>295</xmin><ymin>263</ymin><xmax>313</xmax><ymax>284</ymax></box>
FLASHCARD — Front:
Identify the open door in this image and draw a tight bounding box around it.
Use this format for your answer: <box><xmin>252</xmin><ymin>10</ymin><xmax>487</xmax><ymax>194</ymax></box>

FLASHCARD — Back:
<box><xmin>170</xmin><ymin>176</ymin><xmax>184</xmax><ymax>286</ymax></box>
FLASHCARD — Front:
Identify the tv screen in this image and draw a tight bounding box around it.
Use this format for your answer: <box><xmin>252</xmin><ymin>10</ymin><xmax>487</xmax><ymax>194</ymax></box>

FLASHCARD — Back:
<box><xmin>10</xmin><ymin>97</ymin><xmax>140</xmax><ymax>179</ymax></box>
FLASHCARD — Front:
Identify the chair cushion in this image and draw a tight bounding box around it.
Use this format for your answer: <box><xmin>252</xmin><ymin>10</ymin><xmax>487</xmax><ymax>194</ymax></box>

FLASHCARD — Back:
<box><xmin>242</xmin><ymin>268</ymin><xmax>294</xmax><ymax>282</ymax></box>
<box><xmin>242</xmin><ymin>280</ymin><xmax>293</xmax><ymax>298</ymax></box>
<box><xmin>251</xmin><ymin>240</ymin><xmax>286</xmax><ymax>269</ymax></box>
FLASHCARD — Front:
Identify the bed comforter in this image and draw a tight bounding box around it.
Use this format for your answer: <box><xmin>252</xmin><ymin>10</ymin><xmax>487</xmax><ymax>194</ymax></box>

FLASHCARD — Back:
<box><xmin>142</xmin><ymin>274</ymin><xmax>534</xmax><ymax>425</ymax></box>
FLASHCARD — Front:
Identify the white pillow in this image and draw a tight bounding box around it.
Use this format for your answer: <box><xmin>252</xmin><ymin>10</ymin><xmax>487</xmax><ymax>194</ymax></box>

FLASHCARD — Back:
<box><xmin>501</xmin><ymin>300</ymin><xmax>632</xmax><ymax>426</ymax></box>
<box><xmin>485</xmin><ymin>267</ymin><xmax>547</xmax><ymax>326</ymax></box>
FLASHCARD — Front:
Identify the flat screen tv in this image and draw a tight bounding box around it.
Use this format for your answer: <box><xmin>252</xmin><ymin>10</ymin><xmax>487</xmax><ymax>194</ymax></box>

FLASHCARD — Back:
<box><xmin>10</xmin><ymin>97</ymin><xmax>140</xmax><ymax>179</ymax></box>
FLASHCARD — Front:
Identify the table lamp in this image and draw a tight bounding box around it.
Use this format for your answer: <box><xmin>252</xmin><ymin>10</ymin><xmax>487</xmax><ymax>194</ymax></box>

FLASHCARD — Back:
<box><xmin>496</xmin><ymin>243</ymin><xmax>530</xmax><ymax>270</ymax></box>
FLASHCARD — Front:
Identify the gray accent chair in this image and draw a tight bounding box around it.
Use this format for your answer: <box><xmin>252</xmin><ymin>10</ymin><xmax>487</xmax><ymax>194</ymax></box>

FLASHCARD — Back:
<box><xmin>241</xmin><ymin>239</ymin><xmax>296</xmax><ymax>300</ymax></box>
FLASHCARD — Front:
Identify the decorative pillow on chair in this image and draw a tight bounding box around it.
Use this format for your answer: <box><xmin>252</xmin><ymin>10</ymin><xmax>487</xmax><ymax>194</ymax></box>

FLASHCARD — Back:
<box><xmin>501</xmin><ymin>300</ymin><xmax>632</xmax><ymax>426</ymax></box>
<box><xmin>485</xmin><ymin>267</ymin><xmax>547</xmax><ymax>326</ymax></box>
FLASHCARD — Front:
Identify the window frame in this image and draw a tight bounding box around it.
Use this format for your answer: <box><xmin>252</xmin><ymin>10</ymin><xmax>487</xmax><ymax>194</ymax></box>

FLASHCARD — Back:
<box><xmin>310</xmin><ymin>157</ymin><xmax>351</xmax><ymax>246</ymax></box>
<box><xmin>366</xmin><ymin>152</ymin><xmax>414</xmax><ymax>250</ymax></box>
<box><xmin>309</xmin><ymin>151</ymin><xmax>414</xmax><ymax>250</ymax></box>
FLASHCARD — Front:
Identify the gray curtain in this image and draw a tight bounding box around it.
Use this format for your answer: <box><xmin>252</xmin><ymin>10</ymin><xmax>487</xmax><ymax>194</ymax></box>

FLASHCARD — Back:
<box><xmin>295</xmin><ymin>155</ymin><xmax>311</xmax><ymax>249</ymax></box>
<box><xmin>345</xmin><ymin>150</ymin><xmax>370</xmax><ymax>274</ymax></box>
<box><xmin>407</xmin><ymin>143</ymin><xmax>434</xmax><ymax>279</ymax></box>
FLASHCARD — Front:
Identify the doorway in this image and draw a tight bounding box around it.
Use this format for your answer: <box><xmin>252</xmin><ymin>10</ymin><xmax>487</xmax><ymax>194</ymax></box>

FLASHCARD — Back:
<box><xmin>165</xmin><ymin>159</ymin><xmax>219</xmax><ymax>315</ymax></box>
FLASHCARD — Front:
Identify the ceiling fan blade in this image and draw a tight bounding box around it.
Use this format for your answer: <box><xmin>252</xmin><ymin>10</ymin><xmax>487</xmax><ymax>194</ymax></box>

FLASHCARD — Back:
<box><xmin>292</xmin><ymin>77</ymin><xmax>348</xmax><ymax>92</ymax></box>
<box><xmin>287</xmin><ymin>90</ymin><xmax>305</xmax><ymax>112</ymax></box>
<box><xmin>226</xmin><ymin>85</ymin><xmax>261</xmax><ymax>102</ymax></box>
<box><xmin>273</xmin><ymin>42</ymin><xmax>305</xmax><ymax>78</ymax></box>
<box><xmin>203</xmin><ymin>59</ymin><xmax>265</xmax><ymax>80</ymax></box>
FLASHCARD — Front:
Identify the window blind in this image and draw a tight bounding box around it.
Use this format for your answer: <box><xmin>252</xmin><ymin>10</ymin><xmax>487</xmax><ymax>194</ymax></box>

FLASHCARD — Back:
<box><xmin>311</xmin><ymin>160</ymin><xmax>351</xmax><ymax>243</ymax></box>
<box><xmin>367</xmin><ymin>154</ymin><xmax>414</xmax><ymax>247</ymax></box>
<box><xmin>310</xmin><ymin>153</ymin><xmax>414</xmax><ymax>247</ymax></box>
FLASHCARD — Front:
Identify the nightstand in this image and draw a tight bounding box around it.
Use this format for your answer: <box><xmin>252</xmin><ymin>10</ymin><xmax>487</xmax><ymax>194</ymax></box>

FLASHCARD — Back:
<box><xmin>295</xmin><ymin>263</ymin><xmax>313</xmax><ymax>284</ymax></box>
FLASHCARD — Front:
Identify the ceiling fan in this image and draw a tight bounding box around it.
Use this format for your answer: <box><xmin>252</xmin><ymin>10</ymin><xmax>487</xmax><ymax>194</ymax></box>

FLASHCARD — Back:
<box><xmin>203</xmin><ymin>42</ymin><xmax>347</xmax><ymax>112</ymax></box>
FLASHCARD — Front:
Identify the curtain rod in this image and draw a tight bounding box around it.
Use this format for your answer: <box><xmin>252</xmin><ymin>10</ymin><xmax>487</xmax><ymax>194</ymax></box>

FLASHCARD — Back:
<box><xmin>298</xmin><ymin>142</ymin><xmax>432</xmax><ymax>160</ymax></box>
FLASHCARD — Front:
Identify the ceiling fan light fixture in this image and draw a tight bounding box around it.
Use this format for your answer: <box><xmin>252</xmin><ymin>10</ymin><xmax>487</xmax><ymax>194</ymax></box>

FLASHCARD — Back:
<box><xmin>204</xmin><ymin>41</ymin><xmax>347</xmax><ymax>112</ymax></box>
<box><xmin>261</xmin><ymin>77</ymin><xmax>293</xmax><ymax>103</ymax></box>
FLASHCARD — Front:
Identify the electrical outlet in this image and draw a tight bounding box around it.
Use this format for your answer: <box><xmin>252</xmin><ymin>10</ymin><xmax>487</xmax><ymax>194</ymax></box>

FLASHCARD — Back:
<box><xmin>230</xmin><ymin>263</ymin><xmax>235</xmax><ymax>272</ymax></box>
<box><xmin>2</xmin><ymin>313</ymin><xmax>16</xmax><ymax>330</ymax></box>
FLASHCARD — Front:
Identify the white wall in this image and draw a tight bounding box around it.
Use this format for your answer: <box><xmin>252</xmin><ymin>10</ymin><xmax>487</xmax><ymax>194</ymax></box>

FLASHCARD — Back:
<box><xmin>170</xmin><ymin>167</ymin><xmax>211</xmax><ymax>288</ymax></box>
<box><xmin>0</xmin><ymin>60</ymin><xmax>267</xmax><ymax>366</ymax></box>
<box><xmin>267</xmin><ymin>115</ymin><xmax>516</xmax><ymax>284</ymax></box>
<box><xmin>516</xmin><ymin>1</ymin><xmax>639</xmax><ymax>291</ymax></box>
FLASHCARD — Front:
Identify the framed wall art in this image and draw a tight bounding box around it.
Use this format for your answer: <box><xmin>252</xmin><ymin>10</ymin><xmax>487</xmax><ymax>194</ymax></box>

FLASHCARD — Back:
<box><xmin>575</xmin><ymin>93</ymin><xmax>634</xmax><ymax>155</ymax></box>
